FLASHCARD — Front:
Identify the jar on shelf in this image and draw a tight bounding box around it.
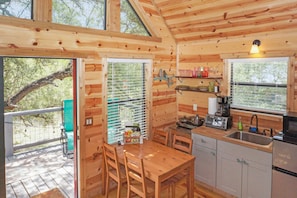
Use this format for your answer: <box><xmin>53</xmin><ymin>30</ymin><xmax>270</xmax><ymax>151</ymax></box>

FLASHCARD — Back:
<box><xmin>202</xmin><ymin>67</ymin><xmax>208</xmax><ymax>77</ymax></box>
<box><xmin>208</xmin><ymin>81</ymin><xmax>214</xmax><ymax>92</ymax></box>
<box><xmin>192</xmin><ymin>67</ymin><xmax>197</xmax><ymax>77</ymax></box>
<box><xmin>196</xmin><ymin>67</ymin><xmax>202</xmax><ymax>77</ymax></box>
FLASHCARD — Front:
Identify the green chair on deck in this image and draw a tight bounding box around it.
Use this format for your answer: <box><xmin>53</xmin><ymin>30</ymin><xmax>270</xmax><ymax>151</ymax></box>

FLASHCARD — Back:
<box><xmin>60</xmin><ymin>99</ymin><xmax>74</xmax><ymax>158</ymax></box>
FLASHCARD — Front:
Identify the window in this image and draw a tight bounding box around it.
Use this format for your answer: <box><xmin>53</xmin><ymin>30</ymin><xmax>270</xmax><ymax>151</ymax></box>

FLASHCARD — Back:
<box><xmin>229</xmin><ymin>57</ymin><xmax>288</xmax><ymax>113</ymax></box>
<box><xmin>120</xmin><ymin>0</ymin><xmax>150</xmax><ymax>36</ymax></box>
<box><xmin>107</xmin><ymin>59</ymin><xmax>149</xmax><ymax>144</ymax></box>
<box><xmin>52</xmin><ymin>0</ymin><xmax>106</xmax><ymax>30</ymax></box>
<box><xmin>0</xmin><ymin>0</ymin><xmax>32</xmax><ymax>19</ymax></box>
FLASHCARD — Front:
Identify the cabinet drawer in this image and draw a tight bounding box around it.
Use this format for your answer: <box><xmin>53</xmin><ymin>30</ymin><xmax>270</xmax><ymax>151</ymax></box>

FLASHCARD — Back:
<box><xmin>192</xmin><ymin>133</ymin><xmax>216</xmax><ymax>150</ymax></box>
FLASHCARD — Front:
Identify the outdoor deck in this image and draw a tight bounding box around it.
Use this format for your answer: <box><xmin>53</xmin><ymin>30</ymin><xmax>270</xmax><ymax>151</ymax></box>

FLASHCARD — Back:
<box><xmin>5</xmin><ymin>145</ymin><xmax>74</xmax><ymax>198</ymax></box>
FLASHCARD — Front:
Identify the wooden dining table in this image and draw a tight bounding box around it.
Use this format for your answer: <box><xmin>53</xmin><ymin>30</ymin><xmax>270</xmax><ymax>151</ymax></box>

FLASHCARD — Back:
<box><xmin>114</xmin><ymin>140</ymin><xmax>195</xmax><ymax>197</ymax></box>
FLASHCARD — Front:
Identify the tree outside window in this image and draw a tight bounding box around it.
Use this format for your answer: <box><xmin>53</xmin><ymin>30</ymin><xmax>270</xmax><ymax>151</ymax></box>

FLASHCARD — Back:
<box><xmin>0</xmin><ymin>0</ymin><xmax>32</xmax><ymax>19</ymax></box>
<box><xmin>229</xmin><ymin>57</ymin><xmax>288</xmax><ymax>114</ymax></box>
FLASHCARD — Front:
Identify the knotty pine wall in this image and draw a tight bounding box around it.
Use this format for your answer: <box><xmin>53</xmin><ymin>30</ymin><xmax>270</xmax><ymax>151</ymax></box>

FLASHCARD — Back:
<box><xmin>177</xmin><ymin>31</ymin><xmax>297</xmax><ymax>134</ymax></box>
<box><xmin>1</xmin><ymin>0</ymin><xmax>297</xmax><ymax>197</ymax></box>
<box><xmin>0</xmin><ymin>1</ymin><xmax>176</xmax><ymax>197</ymax></box>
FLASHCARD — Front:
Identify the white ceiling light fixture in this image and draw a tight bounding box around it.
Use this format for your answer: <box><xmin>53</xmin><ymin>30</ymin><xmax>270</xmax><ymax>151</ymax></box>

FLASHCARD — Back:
<box><xmin>250</xmin><ymin>39</ymin><xmax>261</xmax><ymax>54</ymax></box>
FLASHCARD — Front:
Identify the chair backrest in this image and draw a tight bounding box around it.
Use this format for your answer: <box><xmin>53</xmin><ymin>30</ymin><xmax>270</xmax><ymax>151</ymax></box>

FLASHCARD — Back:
<box><xmin>63</xmin><ymin>99</ymin><xmax>73</xmax><ymax>132</ymax></box>
<box><xmin>124</xmin><ymin>151</ymin><xmax>147</xmax><ymax>198</ymax></box>
<box><xmin>102</xmin><ymin>143</ymin><xmax>121</xmax><ymax>183</ymax></box>
<box><xmin>172</xmin><ymin>134</ymin><xmax>193</xmax><ymax>154</ymax></box>
<box><xmin>152</xmin><ymin>129</ymin><xmax>169</xmax><ymax>146</ymax></box>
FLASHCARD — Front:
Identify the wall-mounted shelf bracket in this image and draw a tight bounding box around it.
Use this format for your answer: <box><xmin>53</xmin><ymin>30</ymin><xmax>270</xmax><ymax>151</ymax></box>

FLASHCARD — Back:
<box><xmin>153</xmin><ymin>69</ymin><xmax>175</xmax><ymax>87</ymax></box>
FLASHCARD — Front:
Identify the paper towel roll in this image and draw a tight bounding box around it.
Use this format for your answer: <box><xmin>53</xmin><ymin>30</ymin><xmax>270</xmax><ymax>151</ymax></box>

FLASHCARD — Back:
<box><xmin>208</xmin><ymin>97</ymin><xmax>218</xmax><ymax>115</ymax></box>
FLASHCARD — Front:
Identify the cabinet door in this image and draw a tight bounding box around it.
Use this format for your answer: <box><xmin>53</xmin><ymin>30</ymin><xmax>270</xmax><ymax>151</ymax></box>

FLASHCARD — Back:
<box><xmin>194</xmin><ymin>145</ymin><xmax>216</xmax><ymax>186</ymax></box>
<box><xmin>216</xmin><ymin>150</ymin><xmax>242</xmax><ymax>197</ymax></box>
<box><xmin>241</xmin><ymin>155</ymin><xmax>272</xmax><ymax>198</ymax></box>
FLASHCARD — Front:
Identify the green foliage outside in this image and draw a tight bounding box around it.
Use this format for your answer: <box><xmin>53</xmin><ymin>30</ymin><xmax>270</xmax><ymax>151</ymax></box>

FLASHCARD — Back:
<box><xmin>52</xmin><ymin>0</ymin><xmax>105</xmax><ymax>30</ymax></box>
<box><xmin>0</xmin><ymin>0</ymin><xmax>150</xmax><ymax>36</ymax></box>
<box><xmin>0</xmin><ymin>0</ymin><xmax>31</xmax><ymax>19</ymax></box>
<box><xmin>120</xmin><ymin>0</ymin><xmax>150</xmax><ymax>36</ymax></box>
<box><xmin>4</xmin><ymin>58</ymin><xmax>72</xmax><ymax>112</ymax></box>
<box><xmin>231</xmin><ymin>58</ymin><xmax>288</xmax><ymax>112</ymax></box>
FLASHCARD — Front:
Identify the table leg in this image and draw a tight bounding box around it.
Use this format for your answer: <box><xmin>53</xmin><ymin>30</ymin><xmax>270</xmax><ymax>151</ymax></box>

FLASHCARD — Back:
<box><xmin>155</xmin><ymin>179</ymin><xmax>161</xmax><ymax>197</ymax></box>
<box><xmin>187</xmin><ymin>160</ymin><xmax>195</xmax><ymax>197</ymax></box>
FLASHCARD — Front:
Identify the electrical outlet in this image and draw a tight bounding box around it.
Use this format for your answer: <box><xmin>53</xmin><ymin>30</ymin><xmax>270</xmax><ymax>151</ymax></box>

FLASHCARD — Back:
<box><xmin>85</xmin><ymin>117</ymin><xmax>93</xmax><ymax>126</ymax></box>
<box><xmin>193</xmin><ymin>104</ymin><xmax>198</xmax><ymax>111</ymax></box>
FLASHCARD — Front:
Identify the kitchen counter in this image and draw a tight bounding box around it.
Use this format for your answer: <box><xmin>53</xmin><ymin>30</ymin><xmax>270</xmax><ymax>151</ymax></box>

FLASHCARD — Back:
<box><xmin>191</xmin><ymin>126</ymin><xmax>273</xmax><ymax>153</ymax></box>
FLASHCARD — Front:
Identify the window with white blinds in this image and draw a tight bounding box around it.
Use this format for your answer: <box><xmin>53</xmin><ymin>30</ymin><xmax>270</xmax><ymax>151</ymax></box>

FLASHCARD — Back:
<box><xmin>107</xmin><ymin>59</ymin><xmax>149</xmax><ymax>144</ymax></box>
<box><xmin>229</xmin><ymin>57</ymin><xmax>288</xmax><ymax>114</ymax></box>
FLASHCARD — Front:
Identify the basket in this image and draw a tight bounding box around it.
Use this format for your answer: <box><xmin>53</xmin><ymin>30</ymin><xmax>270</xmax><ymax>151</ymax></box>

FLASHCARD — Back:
<box><xmin>123</xmin><ymin>126</ymin><xmax>141</xmax><ymax>144</ymax></box>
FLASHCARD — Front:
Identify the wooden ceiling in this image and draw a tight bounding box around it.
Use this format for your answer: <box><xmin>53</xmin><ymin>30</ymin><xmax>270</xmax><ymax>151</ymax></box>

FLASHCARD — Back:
<box><xmin>152</xmin><ymin>0</ymin><xmax>297</xmax><ymax>43</ymax></box>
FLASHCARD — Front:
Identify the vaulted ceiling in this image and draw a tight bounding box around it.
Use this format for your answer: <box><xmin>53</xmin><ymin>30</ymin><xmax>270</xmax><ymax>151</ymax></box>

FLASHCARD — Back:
<box><xmin>152</xmin><ymin>0</ymin><xmax>297</xmax><ymax>43</ymax></box>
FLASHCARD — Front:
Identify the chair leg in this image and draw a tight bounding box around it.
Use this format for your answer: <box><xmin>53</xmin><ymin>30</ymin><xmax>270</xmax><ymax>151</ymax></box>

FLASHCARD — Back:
<box><xmin>105</xmin><ymin>177</ymin><xmax>109</xmax><ymax>198</ymax></box>
<box><xmin>171</xmin><ymin>184</ymin><xmax>176</xmax><ymax>198</ymax></box>
<box><xmin>116</xmin><ymin>183</ymin><xmax>121</xmax><ymax>198</ymax></box>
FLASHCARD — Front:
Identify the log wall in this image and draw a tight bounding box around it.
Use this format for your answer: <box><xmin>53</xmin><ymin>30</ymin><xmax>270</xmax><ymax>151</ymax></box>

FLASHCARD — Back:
<box><xmin>1</xmin><ymin>0</ymin><xmax>297</xmax><ymax>197</ymax></box>
<box><xmin>0</xmin><ymin>1</ymin><xmax>176</xmax><ymax>197</ymax></box>
<box><xmin>177</xmin><ymin>32</ymin><xmax>297</xmax><ymax>134</ymax></box>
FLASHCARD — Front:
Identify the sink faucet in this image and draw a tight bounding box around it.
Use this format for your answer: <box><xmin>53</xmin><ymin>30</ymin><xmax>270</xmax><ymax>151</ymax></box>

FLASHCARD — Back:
<box><xmin>249</xmin><ymin>114</ymin><xmax>258</xmax><ymax>133</ymax></box>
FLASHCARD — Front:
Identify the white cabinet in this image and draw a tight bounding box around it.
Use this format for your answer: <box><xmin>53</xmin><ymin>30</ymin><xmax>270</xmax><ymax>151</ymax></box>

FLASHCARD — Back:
<box><xmin>216</xmin><ymin>140</ymin><xmax>272</xmax><ymax>198</ymax></box>
<box><xmin>192</xmin><ymin>133</ymin><xmax>216</xmax><ymax>187</ymax></box>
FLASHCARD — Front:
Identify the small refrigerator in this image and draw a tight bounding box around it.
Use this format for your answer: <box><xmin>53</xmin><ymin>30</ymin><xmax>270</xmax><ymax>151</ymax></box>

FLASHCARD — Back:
<box><xmin>272</xmin><ymin>139</ymin><xmax>297</xmax><ymax>198</ymax></box>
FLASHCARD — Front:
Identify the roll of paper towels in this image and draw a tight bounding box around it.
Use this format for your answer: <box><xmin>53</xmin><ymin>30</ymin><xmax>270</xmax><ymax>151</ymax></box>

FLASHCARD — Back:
<box><xmin>208</xmin><ymin>97</ymin><xmax>218</xmax><ymax>115</ymax></box>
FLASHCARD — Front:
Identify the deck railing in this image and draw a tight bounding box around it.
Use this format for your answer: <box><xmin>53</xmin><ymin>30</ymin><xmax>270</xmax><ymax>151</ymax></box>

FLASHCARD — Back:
<box><xmin>4</xmin><ymin>107</ymin><xmax>63</xmax><ymax>157</ymax></box>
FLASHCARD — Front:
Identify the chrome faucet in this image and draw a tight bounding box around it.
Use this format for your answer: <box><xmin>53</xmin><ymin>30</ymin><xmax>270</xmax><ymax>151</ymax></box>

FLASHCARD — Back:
<box><xmin>249</xmin><ymin>114</ymin><xmax>258</xmax><ymax>133</ymax></box>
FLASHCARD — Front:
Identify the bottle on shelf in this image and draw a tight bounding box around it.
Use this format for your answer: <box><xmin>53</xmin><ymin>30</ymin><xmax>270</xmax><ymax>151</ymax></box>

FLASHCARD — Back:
<box><xmin>214</xmin><ymin>81</ymin><xmax>219</xmax><ymax>93</ymax></box>
<box><xmin>238</xmin><ymin>116</ymin><xmax>243</xmax><ymax>131</ymax></box>
<box><xmin>202</xmin><ymin>67</ymin><xmax>208</xmax><ymax>77</ymax></box>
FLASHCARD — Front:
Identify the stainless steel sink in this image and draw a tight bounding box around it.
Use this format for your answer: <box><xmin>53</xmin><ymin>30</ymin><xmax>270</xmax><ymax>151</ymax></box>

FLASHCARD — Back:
<box><xmin>226</xmin><ymin>131</ymin><xmax>273</xmax><ymax>145</ymax></box>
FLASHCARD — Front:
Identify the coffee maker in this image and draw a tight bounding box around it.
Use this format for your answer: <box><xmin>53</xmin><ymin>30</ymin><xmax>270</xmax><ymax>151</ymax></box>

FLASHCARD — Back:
<box><xmin>205</xmin><ymin>96</ymin><xmax>232</xmax><ymax>130</ymax></box>
<box><xmin>215</xmin><ymin>96</ymin><xmax>230</xmax><ymax>117</ymax></box>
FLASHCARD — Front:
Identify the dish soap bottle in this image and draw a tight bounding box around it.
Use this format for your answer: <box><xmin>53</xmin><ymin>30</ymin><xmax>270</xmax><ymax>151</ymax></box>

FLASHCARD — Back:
<box><xmin>238</xmin><ymin>116</ymin><xmax>243</xmax><ymax>131</ymax></box>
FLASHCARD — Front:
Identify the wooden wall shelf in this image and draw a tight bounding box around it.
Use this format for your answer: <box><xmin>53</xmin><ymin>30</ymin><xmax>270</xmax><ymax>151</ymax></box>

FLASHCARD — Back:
<box><xmin>175</xmin><ymin>88</ymin><xmax>220</xmax><ymax>95</ymax></box>
<box><xmin>175</xmin><ymin>76</ymin><xmax>222</xmax><ymax>83</ymax></box>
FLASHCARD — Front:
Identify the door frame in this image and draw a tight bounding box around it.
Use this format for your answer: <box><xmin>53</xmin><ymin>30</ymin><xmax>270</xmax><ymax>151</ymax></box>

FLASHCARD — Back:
<box><xmin>0</xmin><ymin>57</ymin><xmax>79</xmax><ymax>198</ymax></box>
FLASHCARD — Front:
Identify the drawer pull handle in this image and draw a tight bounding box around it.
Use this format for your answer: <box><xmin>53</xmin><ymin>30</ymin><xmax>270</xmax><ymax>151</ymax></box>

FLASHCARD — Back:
<box><xmin>243</xmin><ymin>160</ymin><xmax>249</xmax><ymax>165</ymax></box>
<box><xmin>201</xmin><ymin>139</ymin><xmax>206</xmax><ymax>143</ymax></box>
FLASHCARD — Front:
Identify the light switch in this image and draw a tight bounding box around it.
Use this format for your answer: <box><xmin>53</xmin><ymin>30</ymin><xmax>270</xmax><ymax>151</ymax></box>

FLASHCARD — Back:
<box><xmin>193</xmin><ymin>104</ymin><xmax>198</xmax><ymax>111</ymax></box>
<box><xmin>85</xmin><ymin>117</ymin><xmax>93</xmax><ymax>126</ymax></box>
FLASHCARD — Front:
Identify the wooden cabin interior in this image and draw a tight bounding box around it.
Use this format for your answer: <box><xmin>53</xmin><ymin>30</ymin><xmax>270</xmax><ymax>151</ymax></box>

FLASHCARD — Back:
<box><xmin>1</xmin><ymin>0</ymin><xmax>297</xmax><ymax>197</ymax></box>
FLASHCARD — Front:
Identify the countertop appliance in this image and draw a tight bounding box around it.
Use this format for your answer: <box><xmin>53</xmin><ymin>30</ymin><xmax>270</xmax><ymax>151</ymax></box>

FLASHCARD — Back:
<box><xmin>215</xmin><ymin>96</ymin><xmax>230</xmax><ymax>117</ymax></box>
<box><xmin>272</xmin><ymin>132</ymin><xmax>297</xmax><ymax>198</ymax></box>
<box><xmin>283</xmin><ymin>111</ymin><xmax>297</xmax><ymax>138</ymax></box>
<box><xmin>205</xmin><ymin>114</ymin><xmax>232</xmax><ymax>130</ymax></box>
<box><xmin>176</xmin><ymin>115</ymin><xmax>204</xmax><ymax>130</ymax></box>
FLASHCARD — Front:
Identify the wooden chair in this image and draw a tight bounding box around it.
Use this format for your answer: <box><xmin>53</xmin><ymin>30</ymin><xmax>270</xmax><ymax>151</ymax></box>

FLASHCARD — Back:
<box><xmin>102</xmin><ymin>143</ymin><xmax>127</xmax><ymax>198</ymax></box>
<box><xmin>124</xmin><ymin>151</ymin><xmax>171</xmax><ymax>198</ymax></box>
<box><xmin>170</xmin><ymin>134</ymin><xmax>193</xmax><ymax>197</ymax></box>
<box><xmin>152</xmin><ymin>129</ymin><xmax>169</xmax><ymax>146</ymax></box>
<box><xmin>172</xmin><ymin>134</ymin><xmax>193</xmax><ymax>154</ymax></box>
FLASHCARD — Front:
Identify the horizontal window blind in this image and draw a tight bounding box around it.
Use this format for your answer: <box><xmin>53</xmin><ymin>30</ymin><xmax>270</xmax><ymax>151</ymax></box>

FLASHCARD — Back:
<box><xmin>107</xmin><ymin>59</ymin><xmax>148</xmax><ymax>144</ymax></box>
<box><xmin>229</xmin><ymin>57</ymin><xmax>288</xmax><ymax>113</ymax></box>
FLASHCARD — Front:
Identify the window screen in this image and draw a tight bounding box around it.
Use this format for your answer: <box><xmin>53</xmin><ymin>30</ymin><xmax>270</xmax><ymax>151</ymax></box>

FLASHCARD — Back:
<box><xmin>229</xmin><ymin>57</ymin><xmax>288</xmax><ymax>113</ymax></box>
<box><xmin>107</xmin><ymin>59</ymin><xmax>149</xmax><ymax>144</ymax></box>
